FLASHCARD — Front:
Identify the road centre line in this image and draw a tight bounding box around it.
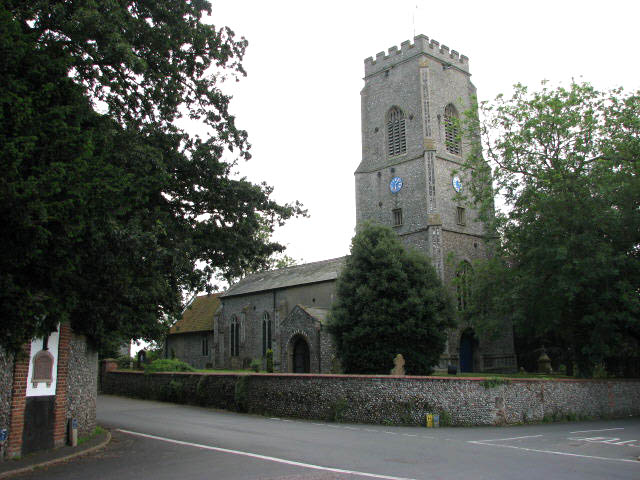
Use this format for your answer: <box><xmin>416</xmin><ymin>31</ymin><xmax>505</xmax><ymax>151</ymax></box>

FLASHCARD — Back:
<box><xmin>468</xmin><ymin>440</ymin><xmax>640</xmax><ymax>464</ymax></box>
<box><xmin>570</xmin><ymin>428</ymin><xmax>625</xmax><ymax>434</ymax></box>
<box><xmin>117</xmin><ymin>429</ymin><xmax>418</xmax><ymax>480</ymax></box>
<box><xmin>474</xmin><ymin>435</ymin><xmax>543</xmax><ymax>443</ymax></box>
<box><xmin>283</xmin><ymin>419</ymin><xmax>437</xmax><ymax>440</ymax></box>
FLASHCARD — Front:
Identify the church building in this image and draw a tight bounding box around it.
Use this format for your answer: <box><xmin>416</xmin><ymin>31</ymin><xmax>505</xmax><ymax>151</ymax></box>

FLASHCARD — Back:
<box><xmin>206</xmin><ymin>35</ymin><xmax>516</xmax><ymax>374</ymax></box>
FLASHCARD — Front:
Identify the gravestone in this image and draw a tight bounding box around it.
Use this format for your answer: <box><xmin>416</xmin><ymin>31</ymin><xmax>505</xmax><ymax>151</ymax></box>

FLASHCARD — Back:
<box><xmin>136</xmin><ymin>350</ymin><xmax>146</xmax><ymax>369</ymax></box>
<box><xmin>537</xmin><ymin>348</ymin><xmax>552</xmax><ymax>374</ymax></box>
<box><xmin>390</xmin><ymin>354</ymin><xmax>405</xmax><ymax>376</ymax></box>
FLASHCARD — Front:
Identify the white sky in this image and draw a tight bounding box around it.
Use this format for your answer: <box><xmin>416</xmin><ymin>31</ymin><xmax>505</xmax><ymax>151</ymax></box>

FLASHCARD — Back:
<box><xmin>205</xmin><ymin>0</ymin><xmax>640</xmax><ymax>265</ymax></box>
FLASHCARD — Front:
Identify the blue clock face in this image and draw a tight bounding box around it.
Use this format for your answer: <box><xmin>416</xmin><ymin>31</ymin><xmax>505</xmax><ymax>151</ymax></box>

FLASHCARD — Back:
<box><xmin>452</xmin><ymin>175</ymin><xmax>463</xmax><ymax>193</ymax></box>
<box><xmin>389</xmin><ymin>176</ymin><xmax>403</xmax><ymax>194</ymax></box>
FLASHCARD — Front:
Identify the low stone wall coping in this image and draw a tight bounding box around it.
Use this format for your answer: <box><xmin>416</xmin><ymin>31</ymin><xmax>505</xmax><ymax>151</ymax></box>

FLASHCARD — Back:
<box><xmin>108</xmin><ymin>369</ymin><xmax>637</xmax><ymax>383</ymax></box>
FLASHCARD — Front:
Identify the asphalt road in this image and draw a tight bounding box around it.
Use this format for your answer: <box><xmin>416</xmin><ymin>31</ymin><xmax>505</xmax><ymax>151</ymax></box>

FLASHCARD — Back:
<box><xmin>16</xmin><ymin>395</ymin><xmax>640</xmax><ymax>479</ymax></box>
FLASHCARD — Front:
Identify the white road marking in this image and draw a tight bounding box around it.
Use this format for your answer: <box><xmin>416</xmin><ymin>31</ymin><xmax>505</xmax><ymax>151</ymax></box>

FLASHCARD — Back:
<box><xmin>468</xmin><ymin>440</ymin><xmax>640</xmax><ymax>464</ymax></box>
<box><xmin>474</xmin><ymin>434</ymin><xmax>543</xmax><ymax>443</ymax></box>
<box><xmin>570</xmin><ymin>428</ymin><xmax>625</xmax><ymax>434</ymax></box>
<box><xmin>344</xmin><ymin>426</ymin><xmax>360</xmax><ymax>431</ymax></box>
<box><xmin>569</xmin><ymin>436</ymin><xmax>640</xmax><ymax>448</ymax></box>
<box><xmin>613</xmin><ymin>440</ymin><xmax>638</xmax><ymax>446</ymax></box>
<box><xmin>117</xmin><ymin>429</ymin><xmax>418</xmax><ymax>480</ymax></box>
<box><xmin>603</xmin><ymin>438</ymin><xmax>622</xmax><ymax>444</ymax></box>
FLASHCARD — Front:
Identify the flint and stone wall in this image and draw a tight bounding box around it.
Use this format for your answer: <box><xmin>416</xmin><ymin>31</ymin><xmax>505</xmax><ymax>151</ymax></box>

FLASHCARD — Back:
<box><xmin>0</xmin><ymin>347</ymin><xmax>15</xmax><ymax>435</ymax></box>
<box><xmin>66</xmin><ymin>332</ymin><xmax>98</xmax><ymax>437</ymax></box>
<box><xmin>102</xmin><ymin>370</ymin><xmax>640</xmax><ymax>426</ymax></box>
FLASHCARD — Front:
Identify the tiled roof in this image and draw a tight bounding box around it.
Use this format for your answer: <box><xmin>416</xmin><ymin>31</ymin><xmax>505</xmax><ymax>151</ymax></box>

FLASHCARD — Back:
<box><xmin>169</xmin><ymin>294</ymin><xmax>220</xmax><ymax>334</ymax></box>
<box><xmin>221</xmin><ymin>257</ymin><xmax>347</xmax><ymax>298</ymax></box>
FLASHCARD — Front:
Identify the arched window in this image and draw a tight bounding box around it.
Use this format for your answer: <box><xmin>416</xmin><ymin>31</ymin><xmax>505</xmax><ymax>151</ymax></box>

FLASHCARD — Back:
<box><xmin>387</xmin><ymin>107</ymin><xmax>407</xmax><ymax>156</ymax></box>
<box><xmin>444</xmin><ymin>104</ymin><xmax>461</xmax><ymax>155</ymax></box>
<box><xmin>262</xmin><ymin>312</ymin><xmax>272</xmax><ymax>356</ymax></box>
<box><xmin>230</xmin><ymin>315</ymin><xmax>239</xmax><ymax>356</ymax></box>
<box><xmin>456</xmin><ymin>261</ymin><xmax>473</xmax><ymax>311</ymax></box>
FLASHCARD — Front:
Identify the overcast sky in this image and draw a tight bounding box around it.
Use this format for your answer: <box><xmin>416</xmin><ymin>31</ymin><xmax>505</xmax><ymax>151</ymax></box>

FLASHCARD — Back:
<box><xmin>205</xmin><ymin>0</ymin><xmax>640</xmax><ymax>265</ymax></box>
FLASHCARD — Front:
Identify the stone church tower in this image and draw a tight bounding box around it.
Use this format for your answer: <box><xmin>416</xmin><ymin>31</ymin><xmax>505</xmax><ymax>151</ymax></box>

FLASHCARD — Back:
<box><xmin>355</xmin><ymin>35</ymin><xmax>516</xmax><ymax>372</ymax></box>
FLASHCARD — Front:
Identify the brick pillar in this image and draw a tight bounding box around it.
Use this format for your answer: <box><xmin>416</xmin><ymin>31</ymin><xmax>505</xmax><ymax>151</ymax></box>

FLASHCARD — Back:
<box><xmin>6</xmin><ymin>344</ymin><xmax>31</xmax><ymax>458</ymax></box>
<box><xmin>52</xmin><ymin>323</ymin><xmax>71</xmax><ymax>448</ymax></box>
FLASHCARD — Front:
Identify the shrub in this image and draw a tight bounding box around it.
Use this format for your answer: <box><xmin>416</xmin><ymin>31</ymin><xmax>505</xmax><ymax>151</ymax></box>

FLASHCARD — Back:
<box><xmin>480</xmin><ymin>378</ymin><xmax>511</xmax><ymax>389</ymax></box>
<box><xmin>234</xmin><ymin>376</ymin><xmax>250</xmax><ymax>412</ymax></box>
<box><xmin>145</xmin><ymin>347</ymin><xmax>164</xmax><ymax>363</ymax></box>
<box><xmin>592</xmin><ymin>363</ymin><xmax>608</xmax><ymax>379</ymax></box>
<box><xmin>250</xmin><ymin>358</ymin><xmax>261</xmax><ymax>372</ymax></box>
<box><xmin>438</xmin><ymin>410</ymin><xmax>452</xmax><ymax>427</ymax></box>
<box><xmin>160</xmin><ymin>380</ymin><xmax>184</xmax><ymax>403</ymax></box>
<box><xmin>144</xmin><ymin>359</ymin><xmax>195</xmax><ymax>373</ymax></box>
<box><xmin>116</xmin><ymin>355</ymin><xmax>133</xmax><ymax>369</ymax></box>
<box><xmin>266</xmin><ymin>349</ymin><xmax>274</xmax><ymax>373</ymax></box>
<box><xmin>328</xmin><ymin>397</ymin><xmax>349</xmax><ymax>422</ymax></box>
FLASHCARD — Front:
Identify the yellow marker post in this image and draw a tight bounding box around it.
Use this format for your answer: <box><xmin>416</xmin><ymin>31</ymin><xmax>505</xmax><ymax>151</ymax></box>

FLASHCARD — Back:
<box><xmin>426</xmin><ymin>413</ymin><xmax>433</xmax><ymax>428</ymax></box>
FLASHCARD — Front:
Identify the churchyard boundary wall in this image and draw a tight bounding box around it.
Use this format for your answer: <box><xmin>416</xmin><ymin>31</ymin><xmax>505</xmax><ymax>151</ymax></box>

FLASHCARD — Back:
<box><xmin>101</xmin><ymin>370</ymin><xmax>640</xmax><ymax>426</ymax></box>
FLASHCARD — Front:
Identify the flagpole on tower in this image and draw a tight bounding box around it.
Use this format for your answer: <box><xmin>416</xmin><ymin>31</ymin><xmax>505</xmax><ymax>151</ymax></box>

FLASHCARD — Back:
<box><xmin>412</xmin><ymin>4</ymin><xmax>416</xmax><ymax>38</ymax></box>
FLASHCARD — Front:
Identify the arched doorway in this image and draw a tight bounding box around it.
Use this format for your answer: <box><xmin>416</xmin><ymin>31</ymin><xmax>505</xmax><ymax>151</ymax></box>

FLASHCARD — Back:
<box><xmin>460</xmin><ymin>329</ymin><xmax>477</xmax><ymax>373</ymax></box>
<box><xmin>292</xmin><ymin>337</ymin><xmax>310</xmax><ymax>373</ymax></box>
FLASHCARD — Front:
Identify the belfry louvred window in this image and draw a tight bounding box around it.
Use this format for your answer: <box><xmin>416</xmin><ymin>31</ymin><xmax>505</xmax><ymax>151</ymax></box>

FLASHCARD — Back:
<box><xmin>387</xmin><ymin>107</ymin><xmax>407</xmax><ymax>156</ymax></box>
<box><xmin>444</xmin><ymin>104</ymin><xmax>461</xmax><ymax>155</ymax></box>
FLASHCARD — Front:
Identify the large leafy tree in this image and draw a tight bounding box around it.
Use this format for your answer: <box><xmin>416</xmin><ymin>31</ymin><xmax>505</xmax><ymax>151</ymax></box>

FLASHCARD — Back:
<box><xmin>328</xmin><ymin>223</ymin><xmax>455</xmax><ymax>375</ymax></box>
<box><xmin>0</xmin><ymin>1</ymin><xmax>303</xmax><ymax>352</ymax></box>
<box><xmin>463</xmin><ymin>82</ymin><xmax>640</xmax><ymax>376</ymax></box>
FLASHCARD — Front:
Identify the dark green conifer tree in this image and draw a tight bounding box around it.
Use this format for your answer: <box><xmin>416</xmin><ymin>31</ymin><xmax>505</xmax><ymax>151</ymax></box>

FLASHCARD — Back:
<box><xmin>328</xmin><ymin>223</ymin><xmax>455</xmax><ymax>375</ymax></box>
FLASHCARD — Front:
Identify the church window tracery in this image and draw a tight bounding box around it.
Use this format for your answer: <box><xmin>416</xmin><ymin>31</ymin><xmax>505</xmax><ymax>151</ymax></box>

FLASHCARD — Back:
<box><xmin>387</xmin><ymin>107</ymin><xmax>407</xmax><ymax>156</ymax></box>
<box><xmin>230</xmin><ymin>315</ymin><xmax>239</xmax><ymax>356</ymax></box>
<box><xmin>262</xmin><ymin>312</ymin><xmax>272</xmax><ymax>356</ymax></box>
<box><xmin>456</xmin><ymin>261</ymin><xmax>473</xmax><ymax>311</ymax></box>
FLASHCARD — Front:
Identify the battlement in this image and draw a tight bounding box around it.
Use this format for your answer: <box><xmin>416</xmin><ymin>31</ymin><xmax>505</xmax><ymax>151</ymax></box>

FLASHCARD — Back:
<box><xmin>364</xmin><ymin>34</ymin><xmax>469</xmax><ymax>77</ymax></box>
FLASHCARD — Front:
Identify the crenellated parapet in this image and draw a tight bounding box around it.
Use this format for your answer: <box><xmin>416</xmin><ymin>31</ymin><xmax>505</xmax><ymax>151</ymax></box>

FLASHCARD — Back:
<box><xmin>364</xmin><ymin>34</ymin><xmax>469</xmax><ymax>77</ymax></box>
